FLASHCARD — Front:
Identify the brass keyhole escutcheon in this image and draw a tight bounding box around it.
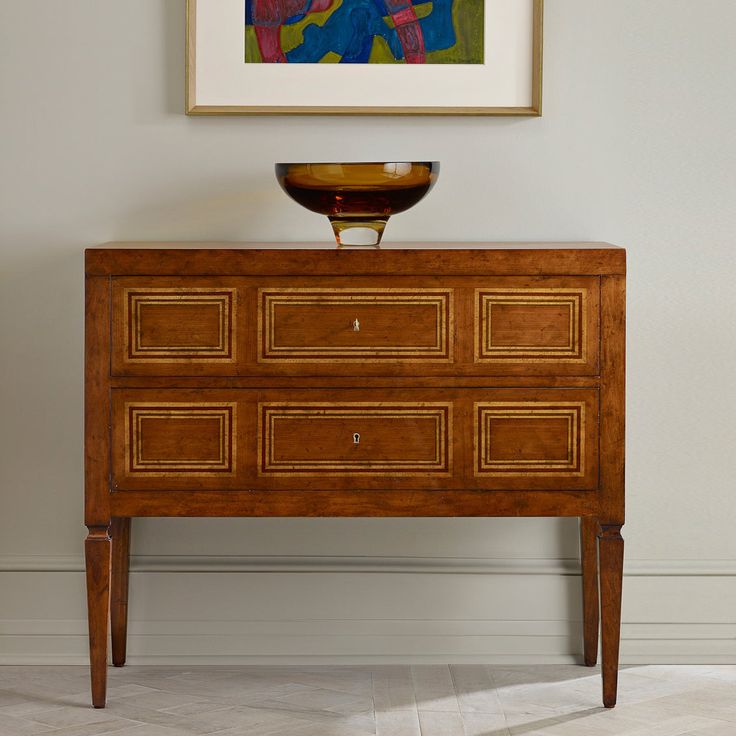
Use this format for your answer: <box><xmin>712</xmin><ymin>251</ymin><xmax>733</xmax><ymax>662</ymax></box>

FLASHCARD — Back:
<box><xmin>353</xmin><ymin>432</ymin><xmax>360</xmax><ymax>445</ymax></box>
<box><xmin>353</xmin><ymin>318</ymin><xmax>360</xmax><ymax>332</ymax></box>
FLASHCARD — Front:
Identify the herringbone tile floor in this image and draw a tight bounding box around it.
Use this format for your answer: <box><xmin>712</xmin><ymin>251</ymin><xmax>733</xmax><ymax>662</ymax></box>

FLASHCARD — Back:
<box><xmin>0</xmin><ymin>665</ymin><xmax>735</xmax><ymax>735</ymax></box>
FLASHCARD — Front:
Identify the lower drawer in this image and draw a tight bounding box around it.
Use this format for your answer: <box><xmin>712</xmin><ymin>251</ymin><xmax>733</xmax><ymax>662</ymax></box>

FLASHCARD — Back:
<box><xmin>111</xmin><ymin>388</ymin><xmax>598</xmax><ymax>492</ymax></box>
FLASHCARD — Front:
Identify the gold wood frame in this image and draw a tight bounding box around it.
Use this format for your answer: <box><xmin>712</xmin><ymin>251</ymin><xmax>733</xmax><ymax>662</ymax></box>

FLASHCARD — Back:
<box><xmin>186</xmin><ymin>0</ymin><xmax>543</xmax><ymax>116</ymax></box>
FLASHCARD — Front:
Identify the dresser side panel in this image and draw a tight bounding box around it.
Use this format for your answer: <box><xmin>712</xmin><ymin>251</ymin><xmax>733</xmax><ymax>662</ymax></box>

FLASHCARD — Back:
<box><xmin>85</xmin><ymin>276</ymin><xmax>112</xmax><ymax>526</ymax></box>
<box><xmin>598</xmin><ymin>274</ymin><xmax>626</xmax><ymax>524</ymax></box>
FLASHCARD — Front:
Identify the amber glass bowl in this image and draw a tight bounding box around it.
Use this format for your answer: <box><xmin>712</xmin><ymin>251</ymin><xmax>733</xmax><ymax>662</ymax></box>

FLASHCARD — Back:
<box><xmin>275</xmin><ymin>162</ymin><xmax>439</xmax><ymax>247</ymax></box>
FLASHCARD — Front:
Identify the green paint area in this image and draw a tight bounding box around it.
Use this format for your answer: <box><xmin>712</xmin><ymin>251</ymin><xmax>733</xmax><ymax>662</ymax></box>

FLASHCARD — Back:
<box><xmin>244</xmin><ymin>26</ymin><xmax>261</xmax><ymax>63</ymax></box>
<box><xmin>427</xmin><ymin>0</ymin><xmax>483</xmax><ymax>64</ymax></box>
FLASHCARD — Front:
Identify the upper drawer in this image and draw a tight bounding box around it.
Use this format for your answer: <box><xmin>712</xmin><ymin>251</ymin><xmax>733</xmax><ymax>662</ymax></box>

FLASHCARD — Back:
<box><xmin>258</xmin><ymin>288</ymin><xmax>453</xmax><ymax>363</ymax></box>
<box><xmin>111</xmin><ymin>276</ymin><xmax>598</xmax><ymax>376</ymax></box>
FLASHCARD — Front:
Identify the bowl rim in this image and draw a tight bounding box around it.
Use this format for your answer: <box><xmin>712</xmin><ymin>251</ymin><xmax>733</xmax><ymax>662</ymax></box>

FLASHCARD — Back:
<box><xmin>275</xmin><ymin>161</ymin><xmax>440</xmax><ymax>167</ymax></box>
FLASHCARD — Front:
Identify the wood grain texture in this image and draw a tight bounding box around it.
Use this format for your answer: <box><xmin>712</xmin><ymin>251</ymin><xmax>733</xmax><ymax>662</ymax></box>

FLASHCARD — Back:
<box><xmin>474</xmin><ymin>279</ymin><xmax>600</xmax><ymax>376</ymax></box>
<box><xmin>86</xmin><ymin>243</ymin><xmax>626</xmax><ymax>277</ymax></box>
<box><xmin>111</xmin><ymin>277</ymin><xmax>243</xmax><ymax>376</ymax></box>
<box><xmin>109</xmin><ymin>489</ymin><xmax>597</xmax><ymax>518</ymax></box>
<box><xmin>580</xmin><ymin>516</ymin><xmax>600</xmax><ymax>667</ymax></box>
<box><xmin>110</xmin><ymin>275</ymin><xmax>600</xmax><ymax>378</ymax></box>
<box><xmin>84</xmin><ymin>277</ymin><xmax>111</xmax><ymax>527</ymax></box>
<box><xmin>599</xmin><ymin>275</ymin><xmax>626</xmax><ymax>526</ymax></box>
<box><xmin>259</xmin><ymin>288</ymin><xmax>453</xmax><ymax>363</ymax></box>
<box><xmin>124</xmin><ymin>402</ymin><xmax>237</xmax><ymax>477</ymax></box>
<box><xmin>600</xmin><ymin>524</ymin><xmax>624</xmax><ymax>707</ymax></box>
<box><xmin>597</xmin><ymin>273</ymin><xmax>625</xmax><ymax>705</ymax></box>
<box><xmin>121</xmin><ymin>287</ymin><xmax>236</xmax><ymax>362</ymax></box>
<box><xmin>259</xmin><ymin>402</ymin><xmax>451</xmax><ymax>476</ymax></box>
<box><xmin>110</xmin><ymin>387</ymin><xmax>598</xmax><ymax>494</ymax></box>
<box><xmin>109</xmin><ymin>375</ymin><xmax>601</xmax><ymax>389</ymax></box>
<box><xmin>471</xmin><ymin>389</ymin><xmax>599</xmax><ymax>491</ymax></box>
<box><xmin>85</xmin><ymin>526</ymin><xmax>111</xmax><ymax>708</ymax></box>
<box><xmin>84</xmin><ymin>243</ymin><xmax>625</xmax><ymax>708</ymax></box>
<box><xmin>110</xmin><ymin>517</ymin><xmax>131</xmax><ymax>668</ymax></box>
<box><xmin>111</xmin><ymin>388</ymin><xmax>465</xmax><ymax>492</ymax></box>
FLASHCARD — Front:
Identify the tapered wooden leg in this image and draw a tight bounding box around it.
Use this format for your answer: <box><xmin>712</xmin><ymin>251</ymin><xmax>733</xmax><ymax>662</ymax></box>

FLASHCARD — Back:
<box><xmin>580</xmin><ymin>516</ymin><xmax>600</xmax><ymax>667</ymax></box>
<box><xmin>85</xmin><ymin>525</ymin><xmax>111</xmax><ymax>708</ymax></box>
<box><xmin>110</xmin><ymin>517</ymin><xmax>131</xmax><ymax>667</ymax></box>
<box><xmin>599</xmin><ymin>524</ymin><xmax>624</xmax><ymax>708</ymax></box>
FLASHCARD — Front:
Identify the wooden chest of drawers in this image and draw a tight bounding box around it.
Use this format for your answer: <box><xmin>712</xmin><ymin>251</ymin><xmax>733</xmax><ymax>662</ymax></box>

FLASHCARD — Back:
<box><xmin>85</xmin><ymin>243</ymin><xmax>626</xmax><ymax>708</ymax></box>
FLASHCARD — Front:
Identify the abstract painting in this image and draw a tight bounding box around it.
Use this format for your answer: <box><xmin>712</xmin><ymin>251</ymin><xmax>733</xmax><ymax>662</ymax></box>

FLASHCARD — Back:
<box><xmin>244</xmin><ymin>0</ymin><xmax>484</xmax><ymax>64</ymax></box>
<box><xmin>187</xmin><ymin>0</ymin><xmax>543</xmax><ymax>115</ymax></box>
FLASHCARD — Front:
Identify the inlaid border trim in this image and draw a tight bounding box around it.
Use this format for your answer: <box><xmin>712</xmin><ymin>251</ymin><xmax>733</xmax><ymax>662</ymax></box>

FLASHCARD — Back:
<box><xmin>124</xmin><ymin>288</ymin><xmax>237</xmax><ymax>363</ymax></box>
<box><xmin>474</xmin><ymin>288</ymin><xmax>587</xmax><ymax>363</ymax></box>
<box><xmin>258</xmin><ymin>289</ymin><xmax>453</xmax><ymax>362</ymax></box>
<box><xmin>474</xmin><ymin>401</ymin><xmax>585</xmax><ymax>476</ymax></box>
<box><xmin>259</xmin><ymin>402</ymin><xmax>452</xmax><ymax>475</ymax></box>
<box><xmin>125</xmin><ymin>402</ymin><xmax>237</xmax><ymax>476</ymax></box>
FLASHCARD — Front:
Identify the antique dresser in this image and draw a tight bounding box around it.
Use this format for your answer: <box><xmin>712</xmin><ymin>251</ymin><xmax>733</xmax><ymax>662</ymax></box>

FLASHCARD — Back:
<box><xmin>84</xmin><ymin>243</ymin><xmax>626</xmax><ymax>708</ymax></box>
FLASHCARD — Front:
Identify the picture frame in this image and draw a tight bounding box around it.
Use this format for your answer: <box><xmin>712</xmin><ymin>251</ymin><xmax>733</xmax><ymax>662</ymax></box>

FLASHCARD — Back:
<box><xmin>186</xmin><ymin>0</ymin><xmax>543</xmax><ymax>116</ymax></box>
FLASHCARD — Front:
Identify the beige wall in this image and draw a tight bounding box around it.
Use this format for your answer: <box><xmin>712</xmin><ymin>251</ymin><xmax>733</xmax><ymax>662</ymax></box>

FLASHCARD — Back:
<box><xmin>1</xmin><ymin>0</ymin><xmax>735</xmax><ymax>663</ymax></box>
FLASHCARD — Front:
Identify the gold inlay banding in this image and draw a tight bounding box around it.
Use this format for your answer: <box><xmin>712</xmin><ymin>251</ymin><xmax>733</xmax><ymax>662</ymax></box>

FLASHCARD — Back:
<box><xmin>259</xmin><ymin>402</ymin><xmax>452</xmax><ymax>476</ymax></box>
<box><xmin>124</xmin><ymin>288</ymin><xmax>236</xmax><ymax>363</ymax></box>
<box><xmin>474</xmin><ymin>401</ymin><xmax>585</xmax><ymax>477</ymax></box>
<box><xmin>125</xmin><ymin>402</ymin><xmax>237</xmax><ymax>476</ymax></box>
<box><xmin>258</xmin><ymin>288</ymin><xmax>453</xmax><ymax>363</ymax></box>
<box><xmin>475</xmin><ymin>288</ymin><xmax>587</xmax><ymax>363</ymax></box>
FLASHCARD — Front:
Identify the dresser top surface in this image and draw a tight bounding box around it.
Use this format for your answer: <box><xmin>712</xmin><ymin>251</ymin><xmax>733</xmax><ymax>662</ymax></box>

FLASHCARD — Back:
<box><xmin>90</xmin><ymin>241</ymin><xmax>624</xmax><ymax>251</ymax></box>
<box><xmin>86</xmin><ymin>242</ymin><xmax>625</xmax><ymax>277</ymax></box>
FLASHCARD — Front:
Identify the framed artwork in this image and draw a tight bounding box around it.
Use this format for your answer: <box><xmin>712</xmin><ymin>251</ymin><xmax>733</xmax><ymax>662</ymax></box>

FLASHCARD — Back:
<box><xmin>186</xmin><ymin>0</ymin><xmax>543</xmax><ymax>115</ymax></box>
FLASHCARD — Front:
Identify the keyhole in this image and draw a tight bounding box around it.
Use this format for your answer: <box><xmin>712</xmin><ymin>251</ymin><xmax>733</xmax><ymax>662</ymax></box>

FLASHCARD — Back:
<box><xmin>353</xmin><ymin>433</ymin><xmax>360</xmax><ymax>445</ymax></box>
<box><xmin>353</xmin><ymin>318</ymin><xmax>360</xmax><ymax>332</ymax></box>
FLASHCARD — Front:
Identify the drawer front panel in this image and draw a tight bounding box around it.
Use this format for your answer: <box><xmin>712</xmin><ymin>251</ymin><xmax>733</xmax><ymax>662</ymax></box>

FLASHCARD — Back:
<box><xmin>112</xmin><ymin>279</ymin><xmax>239</xmax><ymax>375</ymax></box>
<box><xmin>474</xmin><ymin>279</ymin><xmax>599</xmax><ymax>374</ymax></box>
<box><xmin>260</xmin><ymin>403</ymin><xmax>451</xmax><ymax>475</ymax></box>
<box><xmin>258</xmin><ymin>288</ymin><xmax>453</xmax><ymax>362</ymax></box>
<box><xmin>112</xmin><ymin>392</ymin><xmax>242</xmax><ymax>490</ymax></box>
<box><xmin>471</xmin><ymin>389</ymin><xmax>598</xmax><ymax>490</ymax></box>
<box><xmin>124</xmin><ymin>402</ymin><xmax>236</xmax><ymax>477</ymax></box>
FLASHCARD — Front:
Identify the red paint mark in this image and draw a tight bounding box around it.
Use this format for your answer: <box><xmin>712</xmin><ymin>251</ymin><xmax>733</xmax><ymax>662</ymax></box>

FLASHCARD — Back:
<box><xmin>384</xmin><ymin>0</ymin><xmax>426</xmax><ymax>63</ymax></box>
<box><xmin>254</xmin><ymin>24</ymin><xmax>287</xmax><ymax>62</ymax></box>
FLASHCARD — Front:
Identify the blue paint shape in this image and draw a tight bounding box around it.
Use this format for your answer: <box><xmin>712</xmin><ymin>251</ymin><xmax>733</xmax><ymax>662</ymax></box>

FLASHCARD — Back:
<box><xmin>286</xmin><ymin>0</ymin><xmax>404</xmax><ymax>63</ymax></box>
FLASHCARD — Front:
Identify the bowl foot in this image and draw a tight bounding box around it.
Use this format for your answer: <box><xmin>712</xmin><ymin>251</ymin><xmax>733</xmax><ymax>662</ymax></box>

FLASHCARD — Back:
<box><xmin>329</xmin><ymin>217</ymin><xmax>387</xmax><ymax>248</ymax></box>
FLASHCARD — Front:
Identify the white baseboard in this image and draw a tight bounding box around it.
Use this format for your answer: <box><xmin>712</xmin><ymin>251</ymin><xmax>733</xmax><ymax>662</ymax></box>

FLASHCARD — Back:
<box><xmin>1</xmin><ymin>618</ymin><xmax>734</xmax><ymax>665</ymax></box>
<box><xmin>1</xmin><ymin>555</ymin><xmax>734</xmax><ymax>665</ymax></box>
<box><xmin>2</xmin><ymin>554</ymin><xmax>735</xmax><ymax>576</ymax></box>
